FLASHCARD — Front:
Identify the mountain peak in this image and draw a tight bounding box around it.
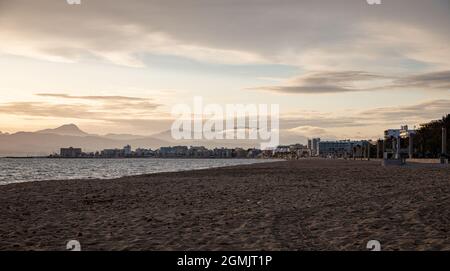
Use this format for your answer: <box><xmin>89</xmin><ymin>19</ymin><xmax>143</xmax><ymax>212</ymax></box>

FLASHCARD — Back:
<box><xmin>37</xmin><ymin>124</ymin><xmax>89</xmax><ymax>137</ymax></box>
<box><xmin>62</xmin><ymin>123</ymin><xmax>77</xmax><ymax>127</ymax></box>
<box><xmin>58</xmin><ymin>123</ymin><xmax>80</xmax><ymax>130</ymax></box>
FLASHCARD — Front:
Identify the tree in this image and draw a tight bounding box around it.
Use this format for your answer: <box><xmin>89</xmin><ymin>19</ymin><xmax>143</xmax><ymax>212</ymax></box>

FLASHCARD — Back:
<box><xmin>414</xmin><ymin>114</ymin><xmax>450</xmax><ymax>158</ymax></box>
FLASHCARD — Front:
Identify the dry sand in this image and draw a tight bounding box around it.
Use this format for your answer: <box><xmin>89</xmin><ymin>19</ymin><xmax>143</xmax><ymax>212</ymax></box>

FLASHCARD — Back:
<box><xmin>0</xmin><ymin>159</ymin><xmax>448</xmax><ymax>251</ymax></box>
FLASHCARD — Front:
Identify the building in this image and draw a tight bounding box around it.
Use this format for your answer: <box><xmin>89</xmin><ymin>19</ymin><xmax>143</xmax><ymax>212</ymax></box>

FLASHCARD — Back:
<box><xmin>318</xmin><ymin>140</ymin><xmax>370</xmax><ymax>158</ymax></box>
<box><xmin>189</xmin><ymin>146</ymin><xmax>211</xmax><ymax>158</ymax></box>
<box><xmin>273</xmin><ymin>145</ymin><xmax>290</xmax><ymax>156</ymax></box>
<box><xmin>247</xmin><ymin>148</ymin><xmax>262</xmax><ymax>158</ymax></box>
<box><xmin>135</xmin><ymin>148</ymin><xmax>155</xmax><ymax>157</ymax></box>
<box><xmin>272</xmin><ymin>144</ymin><xmax>311</xmax><ymax>159</ymax></box>
<box><xmin>318</xmin><ymin>140</ymin><xmax>352</xmax><ymax>158</ymax></box>
<box><xmin>289</xmin><ymin>144</ymin><xmax>311</xmax><ymax>158</ymax></box>
<box><xmin>174</xmin><ymin>146</ymin><xmax>189</xmax><ymax>157</ymax></box>
<box><xmin>60</xmin><ymin>147</ymin><xmax>82</xmax><ymax>158</ymax></box>
<box><xmin>100</xmin><ymin>145</ymin><xmax>135</xmax><ymax>158</ymax></box>
<box><xmin>158</xmin><ymin>147</ymin><xmax>175</xmax><ymax>158</ymax></box>
<box><xmin>123</xmin><ymin>145</ymin><xmax>132</xmax><ymax>157</ymax></box>
<box><xmin>213</xmin><ymin>148</ymin><xmax>233</xmax><ymax>158</ymax></box>
<box><xmin>101</xmin><ymin>148</ymin><xmax>122</xmax><ymax>158</ymax></box>
<box><xmin>157</xmin><ymin>146</ymin><xmax>189</xmax><ymax>158</ymax></box>
<box><xmin>308</xmin><ymin>138</ymin><xmax>321</xmax><ymax>156</ymax></box>
<box><xmin>233</xmin><ymin>148</ymin><xmax>248</xmax><ymax>158</ymax></box>
<box><xmin>261</xmin><ymin>149</ymin><xmax>273</xmax><ymax>158</ymax></box>
<box><xmin>384</xmin><ymin>125</ymin><xmax>417</xmax><ymax>160</ymax></box>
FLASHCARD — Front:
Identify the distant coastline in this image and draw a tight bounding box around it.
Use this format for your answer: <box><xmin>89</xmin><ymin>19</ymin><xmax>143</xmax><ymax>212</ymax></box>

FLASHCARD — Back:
<box><xmin>3</xmin><ymin>156</ymin><xmax>271</xmax><ymax>160</ymax></box>
<box><xmin>3</xmin><ymin>156</ymin><xmax>50</xmax><ymax>159</ymax></box>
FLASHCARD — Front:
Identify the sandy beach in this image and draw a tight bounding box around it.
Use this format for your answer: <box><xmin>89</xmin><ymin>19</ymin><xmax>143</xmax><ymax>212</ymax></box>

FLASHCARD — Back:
<box><xmin>0</xmin><ymin>159</ymin><xmax>448</xmax><ymax>251</ymax></box>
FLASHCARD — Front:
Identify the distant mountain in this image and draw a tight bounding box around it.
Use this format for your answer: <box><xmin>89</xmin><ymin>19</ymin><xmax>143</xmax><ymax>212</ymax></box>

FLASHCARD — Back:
<box><xmin>37</xmin><ymin>124</ymin><xmax>90</xmax><ymax>137</ymax></box>
<box><xmin>0</xmin><ymin>124</ymin><xmax>170</xmax><ymax>156</ymax></box>
<box><xmin>103</xmin><ymin>133</ymin><xmax>147</xmax><ymax>141</ymax></box>
<box><xmin>0</xmin><ymin>124</ymin><xmax>308</xmax><ymax>156</ymax></box>
<box><xmin>151</xmin><ymin>129</ymin><xmax>308</xmax><ymax>149</ymax></box>
<box><xmin>150</xmin><ymin>129</ymin><xmax>259</xmax><ymax>149</ymax></box>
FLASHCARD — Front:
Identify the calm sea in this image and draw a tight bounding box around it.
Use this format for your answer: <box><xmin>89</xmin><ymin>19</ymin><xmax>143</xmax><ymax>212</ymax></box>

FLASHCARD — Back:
<box><xmin>0</xmin><ymin>158</ymin><xmax>275</xmax><ymax>185</ymax></box>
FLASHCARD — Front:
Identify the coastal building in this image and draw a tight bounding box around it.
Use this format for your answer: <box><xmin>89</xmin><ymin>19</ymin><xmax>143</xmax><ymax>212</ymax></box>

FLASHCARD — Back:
<box><xmin>272</xmin><ymin>144</ymin><xmax>311</xmax><ymax>159</ymax></box>
<box><xmin>273</xmin><ymin>145</ymin><xmax>290</xmax><ymax>155</ymax></box>
<box><xmin>318</xmin><ymin>140</ymin><xmax>371</xmax><ymax>158</ymax></box>
<box><xmin>213</xmin><ymin>148</ymin><xmax>233</xmax><ymax>158</ymax></box>
<box><xmin>318</xmin><ymin>140</ymin><xmax>352</xmax><ymax>158</ymax></box>
<box><xmin>289</xmin><ymin>144</ymin><xmax>311</xmax><ymax>158</ymax></box>
<box><xmin>123</xmin><ymin>145</ymin><xmax>132</xmax><ymax>157</ymax></box>
<box><xmin>233</xmin><ymin>148</ymin><xmax>248</xmax><ymax>158</ymax></box>
<box><xmin>158</xmin><ymin>147</ymin><xmax>175</xmax><ymax>158</ymax></box>
<box><xmin>261</xmin><ymin>149</ymin><xmax>273</xmax><ymax>158</ymax></box>
<box><xmin>60</xmin><ymin>147</ymin><xmax>82</xmax><ymax>158</ymax></box>
<box><xmin>174</xmin><ymin>146</ymin><xmax>189</xmax><ymax>157</ymax></box>
<box><xmin>101</xmin><ymin>148</ymin><xmax>122</xmax><ymax>158</ymax></box>
<box><xmin>100</xmin><ymin>145</ymin><xmax>135</xmax><ymax>158</ymax></box>
<box><xmin>135</xmin><ymin>148</ymin><xmax>155</xmax><ymax>157</ymax></box>
<box><xmin>308</xmin><ymin>138</ymin><xmax>321</xmax><ymax>156</ymax></box>
<box><xmin>83</xmin><ymin>152</ymin><xmax>95</xmax><ymax>158</ymax></box>
<box><xmin>55</xmin><ymin>144</ymin><xmax>327</xmax><ymax>159</ymax></box>
<box><xmin>273</xmin><ymin>145</ymin><xmax>290</xmax><ymax>159</ymax></box>
<box><xmin>383</xmin><ymin>125</ymin><xmax>417</xmax><ymax>161</ymax></box>
<box><xmin>247</xmin><ymin>148</ymin><xmax>262</xmax><ymax>158</ymax></box>
<box><xmin>189</xmin><ymin>146</ymin><xmax>211</xmax><ymax>158</ymax></box>
<box><xmin>158</xmin><ymin>146</ymin><xmax>189</xmax><ymax>158</ymax></box>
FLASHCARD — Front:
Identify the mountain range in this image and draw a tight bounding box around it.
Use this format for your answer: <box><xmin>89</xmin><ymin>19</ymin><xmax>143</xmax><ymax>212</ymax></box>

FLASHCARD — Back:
<box><xmin>0</xmin><ymin>124</ymin><xmax>169</xmax><ymax>156</ymax></box>
<box><xmin>0</xmin><ymin>124</ymin><xmax>305</xmax><ymax>156</ymax></box>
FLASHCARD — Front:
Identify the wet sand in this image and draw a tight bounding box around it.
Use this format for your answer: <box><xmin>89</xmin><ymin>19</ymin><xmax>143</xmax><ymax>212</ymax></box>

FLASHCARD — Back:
<box><xmin>0</xmin><ymin>159</ymin><xmax>448</xmax><ymax>251</ymax></box>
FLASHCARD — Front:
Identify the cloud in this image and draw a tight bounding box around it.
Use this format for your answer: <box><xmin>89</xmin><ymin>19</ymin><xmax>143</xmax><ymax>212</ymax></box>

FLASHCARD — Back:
<box><xmin>0</xmin><ymin>93</ymin><xmax>164</xmax><ymax>126</ymax></box>
<box><xmin>361</xmin><ymin>99</ymin><xmax>450</xmax><ymax>121</ymax></box>
<box><xmin>287</xmin><ymin>125</ymin><xmax>328</xmax><ymax>136</ymax></box>
<box><xmin>1</xmin><ymin>94</ymin><xmax>448</xmax><ymax>139</ymax></box>
<box><xmin>247</xmin><ymin>70</ymin><xmax>390</xmax><ymax>94</ymax></box>
<box><xmin>391</xmin><ymin>70</ymin><xmax>450</xmax><ymax>90</ymax></box>
<box><xmin>247</xmin><ymin>70</ymin><xmax>450</xmax><ymax>94</ymax></box>
<box><xmin>277</xmin><ymin>99</ymin><xmax>450</xmax><ymax>139</ymax></box>
<box><xmin>35</xmin><ymin>93</ymin><xmax>161</xmax><ymax>112</ymax></box>
<box><xmin>0</xmin><ymin>0</ymin><xmax>266</xmax><ymax>67</ymax></box>
<box><xmin>0</xmin><ymin>102</ymin><xmax>94</xmax><ymax>119</ymax></box>
<box><xmin>36</xmin><ymin>93</ymin><xmax>151</xmax><ymax>102</ymax></box>
<box><xmin>0</xmin><ymin>0</ymin><xmax>448</xmax><ymax>71</ymax></box>
<box><xmin>280</xmin><ymin>115</ymin><xmax>364</xmax><ymax>129</ymax></box>
<box><xmin>1</xmin><ymin>1</ymin><xmax>448</xmax><ymax>139</ymax></box>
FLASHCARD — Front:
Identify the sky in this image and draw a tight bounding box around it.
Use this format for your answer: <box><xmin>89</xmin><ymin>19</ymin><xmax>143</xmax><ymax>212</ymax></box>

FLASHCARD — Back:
<box><xmin>0</xmin><ymin>0</ymin><xmax>449</xmax><ymax>142</ymax></box>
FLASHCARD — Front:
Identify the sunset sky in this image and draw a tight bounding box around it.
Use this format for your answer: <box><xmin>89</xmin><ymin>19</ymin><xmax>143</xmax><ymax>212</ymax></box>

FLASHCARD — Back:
<box><xmin>0</xmin><ymin>0</ymin><xmax>449</xmax><ymax>141</ymax></box>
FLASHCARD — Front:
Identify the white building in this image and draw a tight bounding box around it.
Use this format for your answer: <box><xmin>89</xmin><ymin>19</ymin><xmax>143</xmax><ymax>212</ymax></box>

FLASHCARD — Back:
<box><xmin>123</xmin><ymin>145</ymin><xmax>132</xmax><ymax>157</ymax></box>
<box><xmin>318</xmin><ymin>140</ymin><xmax>370</xmax><ymax>158</ymax></box>
<box><xmin>308</xmin><ymin>138</ymin><xmax>321</xmax><ymax>156</ymax></box>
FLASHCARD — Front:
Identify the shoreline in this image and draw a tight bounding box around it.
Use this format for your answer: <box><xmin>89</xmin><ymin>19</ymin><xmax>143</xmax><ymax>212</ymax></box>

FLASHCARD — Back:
<box><xmin>0</xmin><ymin>159</ymin><xmax>448</xmax><ymax>251</ymax></box>
<box><xmin>0</xmin><ymin>159</ymin><xmax>282</xmax><ymax>186</ymax></box>
<box><xmin>2</xmin><ymin>156</ymin><xmax>273</xmax><ymax>159</ymax></box>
